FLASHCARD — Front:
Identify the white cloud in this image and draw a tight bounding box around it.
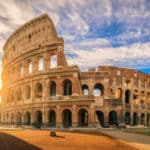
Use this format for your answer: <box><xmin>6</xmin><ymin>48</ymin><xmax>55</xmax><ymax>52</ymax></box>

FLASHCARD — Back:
<box><xmin>66</xmin><ymin>42</ymin><xmax>150</xmax><ymax>69</ymax></box>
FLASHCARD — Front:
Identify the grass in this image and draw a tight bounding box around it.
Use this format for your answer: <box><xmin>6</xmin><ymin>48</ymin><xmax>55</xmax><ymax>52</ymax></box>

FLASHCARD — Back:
<box><xmin>124</xmin><ymin>128</ymin><xmax>150</xmax><ymax>136</ymax></box>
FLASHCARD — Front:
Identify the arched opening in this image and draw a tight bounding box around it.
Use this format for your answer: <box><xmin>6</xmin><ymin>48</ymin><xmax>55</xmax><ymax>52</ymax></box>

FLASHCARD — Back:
<box><xmin>147</xmin><ymin>113</ymin><xmax>150</xmax><ymax>126</ymax></box>
<box><xmin>125</xmin><ymin>90</ymin><xmax>130</xmax><ymax>104</ymax></box>
<box><xmin>35</xmin><ymin>83</ymin><xmax>43</xmax><ymax>98</ymax></box>
<box><xmin>50</xmin><ymin>81</ymin><xmax>56</xmax><ymax>96</ymax></box>
<box><xmin>38</xmin><ymin>57</ymin><xmax>44</xmax><ymax>71</ymax></box>
<box><xmin>10</xmin><ymin>113</ymin><xmax>14</xmax><ymax>124</ymax></box>
<box><xmin>62</xmin><ymin>109</ymin><xmax>72</xmax><ymax>128</ymax></box>
<box><xmin>50</xmin><ymin>55</ymin><xmax>57</xmax><ymax>68</ymax></box>
<box><xmin>109</xmin><ymin>111</ymin><xmax>118</xmax><ymax>125</ymax></box>
<box><xmin>16</xmin><ymin>112</ymin><xmax>22</xmax><ymax>126</ymax></box>
<box><xmin>82</xmin><ymin>85</ymin><xmax>89</xmax><ymax>95</ymax></box>
<box><xmin>115</xmin><ymin>88</ymin><xmax>122</xmax><ymax>99</ymax></box>
<box><xmin>133</xmin><ymin>112</ymin><xmax>139</xmax><ymax>125</ymax></box>
<box><xmin>125</xmin><ymin>112</ymin><xmax>131</xmax><ymax>125</ymax></box>
<box><xmin>28</xmin><ymin>61</ymin><xmax>32</xmax><ymax>74</ymax></box>
<box><xmin>78</xmin><ymin>109</ymin><xmax>88</xmax><ymax>127</ymax></box>
<box><xmin>63</xmin><ymin>80</ymin><xmax>72</xmax><ymax>96</ymax></box>
<box><xmin>48</xmin><ymin>110</ymin><xmax>56</xmax><ymax>127</ymax></box>
<box><xmin>93</xmin><ymin>83</ymin><xmax>104</xmax><ymax>96</ymax></box>
<box><xmin>96</xmin><ymin>111</ymin><xmax>104</xmax><ymax>126</ymax></box>
<box><xmin>17</xmin><ymin>88</ymin><xmax>22</xmax><ymax>100</ymax></box>
<box><xmin>141</xmin><ymin>113</ymin><xmax>145</xmax><ymax>125</ymax></box>
<box><xmin>35</xmin><ymin>110</ymin><xmax>42</xmax><ymax>126</ymax></box>
<box><xmin>24</xmin><ymin>112</ymin><xmax>31</xmax><ymax>125</ymax></box>
<box><xmin>25</xmin><ymin>85</ymin><xmax>31</xmax><ymax>99</ymax></box>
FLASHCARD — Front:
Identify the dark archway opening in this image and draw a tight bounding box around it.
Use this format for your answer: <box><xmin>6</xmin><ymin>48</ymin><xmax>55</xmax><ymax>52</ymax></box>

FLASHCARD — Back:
<box><xmin>24</xmin><ymin>112</ymin><xmax>31</xmax><ymax>125</ymax></box>
<box><xmin>78</xmin><ymin>109</ymin><xmax>88</xmax><ymax>127</ymax></box>
<box><xmin>125</xmin><ymin>112</ymin><xmax>131</xmax><ymax>125</ymax></box>
<box><xmin>109</xmin><ymin>111</ymin><xmax>118</xmax><ymax>125</ymax></box>
<box><xmin>48</xmin><ymin>110</ymin><xmax>56</xmax><ymax>127</ymax></box>
<box><xmin>141</xmin><ymin>113</ymin><xmax>145</xmax><ymax>125</ymax></box>
<box><xmin>16</xmin><ymin>112</ymin><xmax>22</xmax><ymax>126</ymax></box>
<box><xmin>125</xmin><ymin>90</ymin><xmax>130</xmax><ymax>104</ymax></box>
<box><xmin>96</xmin><ymin>111</ymin><xmax>104</xmax><ymax>127</ymax></box>
<box><xmin>50</xmin><ymin>81</ymin><xmax>56</xmax><ymax>96</ymax></box>
<box><xmin>62</xmin><ymin>109</ymin><xmax>72</xmax><ymax>128</ymax></box>
<box><xmin>133</xmin><ymin>112</ymin><xmax>139</xmax><ymax>125</ymax></box>
<box><xmin>35</xmin><ymin>110</ymin><xmax>42</xmax><ymax>127</ymax></box>
<box><xmin>147</xmin><ymin>113</ymin><xmax>150</xmax><ymax>126</ymax></box>
<box><xmin>63</xmin><ymin>80</ymin><xmax>72</xmax><ymax>95</ymax></box>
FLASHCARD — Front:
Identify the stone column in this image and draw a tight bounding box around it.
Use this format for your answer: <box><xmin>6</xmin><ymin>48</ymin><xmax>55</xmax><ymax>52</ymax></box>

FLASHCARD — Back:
<box><xmin>72</xmin><ymin>105</ymin><xmax>78</xmax><ymax>127</ymax></box>
<box><xmin>56</xmin><ymin>106</ymin><xmax>61</xmax><ymax>128</ymax></box>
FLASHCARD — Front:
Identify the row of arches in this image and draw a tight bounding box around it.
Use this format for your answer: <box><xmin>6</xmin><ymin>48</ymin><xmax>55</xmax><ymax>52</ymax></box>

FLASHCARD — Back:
<box><xmin>7</xmin><ymin>79</ymin><xmax>72</xmax><ymax>102</ymax></box>
<box><xmin>1</xmin><ymin>110</ymin><xmax>150</xmax><ymax>127</ymax></box>
<box><xmin>124</xmin><ymin>112</ymin><xmax>149</xmax><ymax>125</ymax></box>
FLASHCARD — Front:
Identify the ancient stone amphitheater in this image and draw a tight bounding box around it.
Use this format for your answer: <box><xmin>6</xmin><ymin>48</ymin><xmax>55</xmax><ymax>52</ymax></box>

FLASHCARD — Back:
<box><xmin>0</xmin><ymin>14</ymin><xmax>150</xmax><ymax>128</ymax></box>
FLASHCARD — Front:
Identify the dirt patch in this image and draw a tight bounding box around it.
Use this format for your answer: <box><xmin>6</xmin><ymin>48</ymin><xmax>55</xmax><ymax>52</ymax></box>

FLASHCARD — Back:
<box><xmin>0</xmin><ymin>130</ymin><xmax>137</xmax><ymax>150</ymax></box>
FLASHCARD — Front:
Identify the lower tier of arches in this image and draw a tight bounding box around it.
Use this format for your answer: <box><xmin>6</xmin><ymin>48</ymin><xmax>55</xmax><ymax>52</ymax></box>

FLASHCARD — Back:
<box><xmin>0</xmin><ymin>107</ymin><xmax>150</xmax><ymax>127</ymax></box>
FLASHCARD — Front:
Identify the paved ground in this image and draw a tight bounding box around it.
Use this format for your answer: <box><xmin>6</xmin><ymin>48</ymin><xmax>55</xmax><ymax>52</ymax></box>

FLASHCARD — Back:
<box><xmin>99</xmin><ymin>129</ymin><xmax>150</xmax><ymax>150</ymax></box>
<box><xmin>0</xmin><ymin>130</ymin><xmax>137</xmax><ymax>150</ymax></box>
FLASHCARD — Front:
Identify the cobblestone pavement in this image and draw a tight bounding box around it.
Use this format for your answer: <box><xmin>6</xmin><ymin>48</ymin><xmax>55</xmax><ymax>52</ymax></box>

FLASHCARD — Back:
<box><xmin>99</xmin><ymin>129</ymin><xmax>150</xmax><ymax>150</ymax></box>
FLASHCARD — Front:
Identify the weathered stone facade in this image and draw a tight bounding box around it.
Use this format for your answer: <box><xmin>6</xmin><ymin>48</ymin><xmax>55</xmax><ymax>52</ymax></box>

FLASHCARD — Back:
<box><xmin>0</xmin><ymin>14</ymin><xmax>150</xmax><ymax>128</ymax></box>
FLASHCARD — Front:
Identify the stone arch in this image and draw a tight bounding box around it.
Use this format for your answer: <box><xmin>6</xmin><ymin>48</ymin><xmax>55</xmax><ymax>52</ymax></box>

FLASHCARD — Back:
<box><xmin>63</xmin><ymin>79</ymin><xmax>72</xmax><ymax>96</ymax></box>
<box><xmin>147</xmin><ymin>113</ymin><xmax>150</xmax><ymax>126</ymax></box>
<box><xmin>35</xmin><ymin>110</ymin><xmax>43</xmax><ymax>126</ymax></box>
<box><xmin>109</xmin><ymin>111</ymin><xmax>118</xmax><ymax>125</ymax></box>
<box><xmin>96</xmin><ymin>111</ymin><xmax>104</xmax><ymax>126</ymax></box>
<box><xmin>17</xmin><ymin>87</ymin><xmax>22</xmax><ymax>100</ymax></box>
<box><xmin>49</xmin><ymin>81</ymin><xmax>56</xmax><ymax>96</ymax></box>
<box><xmin>78</xmin><ymin>109</ymin><xmax>88</xmax><ymax>127</ymax></box>
<box><xmin>93</xmin><ymin>83</ymin><xmax>104</xmax><ymax>96</ymax></box>
<box><xmin>50</xmin><ymin>55</ymin><xmax>57</xmax><ymax>68</ymax></box>
<box><xmin>24</xmin><ymin>111</ymin><xmax>31</xmax><ymax>125</ymax></box>
<box><xmin>62</xmin><ymin>109</ymin><xmax>72</xmax><ymax>128</ymax></box>
<box><xmin>125</xmin><ymin>112</ymin><xmax>131</xmax><ymax>125</ymax></box>
<box><xmin>82</xmin><ymin>84</ymin><xmax>89</xmax><ymax>95</ymax></box>
<box><xmin>38</xmin><ymin>57</ymin><xmax>44</xmax><ymax>71</ymax></box>
<box><xmin>133</xmin><ymin>112</ymin><xmax>139</xmax><ymax>125</ymax></box>
<box><xmin>47</xmin><ymin>110</ymin><xmax>56</xmax><ymax>127</ymax></box>
<box><xmin>25</xmin><ymin>85</ymin><xmax>31</xmax><ymax>99</ymax></box>
<box><xmin>115</xmin><ymin>88</ymin><xmax>122</xmax><ymax>99</ymax></box>
<box><xmin>10</xmin><ymin>113</ymin><xmax>14</xmax><ymax>124</ymax></box>
<box><xmin>35</xmin><ymin>82</ymin><xmax>43</xmax><ymax>98</ymax></box>
<box><xmin>141</xmin><ymin>113</ymin><xmax>145</xmax><ymax>125</ymax></box>
<box><xmin>28</xmin><ymin>60</ymin><xmax>32</xmax><ymax>74</ymax></box>
<box><xmin>125</xmin><ymin>90</ymin><xmax>130</xmax><ymax>104</ymax></box>
<box><xmin>16</xmin><ymin>112</ymin><xmax>22</xmax><ymax>125</ymax></box>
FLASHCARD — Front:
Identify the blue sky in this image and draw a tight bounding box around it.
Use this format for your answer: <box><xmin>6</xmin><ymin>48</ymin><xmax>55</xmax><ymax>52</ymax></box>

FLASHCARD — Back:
<box><xmin>0</xmin><ymin>0</ymin><xmax>150</xmax><ymax>78</ymax></box>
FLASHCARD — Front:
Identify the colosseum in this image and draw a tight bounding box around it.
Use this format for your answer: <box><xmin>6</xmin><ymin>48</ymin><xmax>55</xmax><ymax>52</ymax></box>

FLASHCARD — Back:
<box><xmin>0</xmin><ymin>14</ymin><xmax>150</xmax><ymax>128</ymax></box>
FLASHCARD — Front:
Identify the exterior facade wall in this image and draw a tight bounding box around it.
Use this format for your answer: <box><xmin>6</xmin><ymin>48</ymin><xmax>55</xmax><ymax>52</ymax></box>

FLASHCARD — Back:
<box><xmin>0</xmin><ymin>14</ymin><xmax>150</xmax><ymax>127</ymax></box>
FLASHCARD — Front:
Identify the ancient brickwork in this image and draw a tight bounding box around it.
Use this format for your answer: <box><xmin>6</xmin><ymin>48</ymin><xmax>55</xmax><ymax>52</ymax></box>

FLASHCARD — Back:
<box><xmin>0</xmin><ymin>14</ymin><xmax>150</xmax><ymax>128</ymax></box>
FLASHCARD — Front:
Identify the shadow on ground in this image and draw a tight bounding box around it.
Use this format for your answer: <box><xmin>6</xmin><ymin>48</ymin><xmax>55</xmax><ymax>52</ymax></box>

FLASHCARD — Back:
<box><xmin>0</xmin><ymin>132</ymin><xmax>41</xmax><ymax>150</ymax></box>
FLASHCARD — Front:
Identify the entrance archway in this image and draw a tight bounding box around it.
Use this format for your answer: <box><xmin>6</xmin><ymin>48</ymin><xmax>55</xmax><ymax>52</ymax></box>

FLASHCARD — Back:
<box><xmin>125</xmin><ymin>112</ymin><xmax>131</xmax><ymax>125</ymax></box>
<box><xmin>109</xmin><ymin>111</ymin><xmax>118</xmax><ymax>125</ymax></box>
<box><xmin>48</xmin><ymin>110</ymin><xmax>56</xmax><ymax>127</ymax></box>
<box><xmin>78</xmin><ymin>109</ymin><xmax>88</xmax><ymax>127</ymax></box>
<box><xmin>141</xmin><ymin>113</ymin><xmax>145</xmax><ymax>125</ymax></box>
<box><xmin>62</xmin><ymin>109</ymin><xmax>72</xmax><ymax>128</ymax></box>
<box><xmin>24</xmin><ymin>112</ymin><xmax>31</xmax><ymax>125</ymax></box>
<box><xmin>133</xmin><ymin>112</ymin><xmax>139</xmax><ymax>125</ymax></box>
<box><xmin>147</xmin><ymin>113</ymin><xmax>150</xmax><ymax>126</ymax></box>
<box><xmin>16</xmin><ymin>112</ymin><xmax>22</xmax><ymax>126</ymax></box>
<box><xmin>96</xmin><ymin>111</ymin><xmax>104</xmax><ymax>126</ymax></box>
<box><xmin>35</xmin><ymin>110</ymin><xmax>42</xmax><ymax>126</ymax></box>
